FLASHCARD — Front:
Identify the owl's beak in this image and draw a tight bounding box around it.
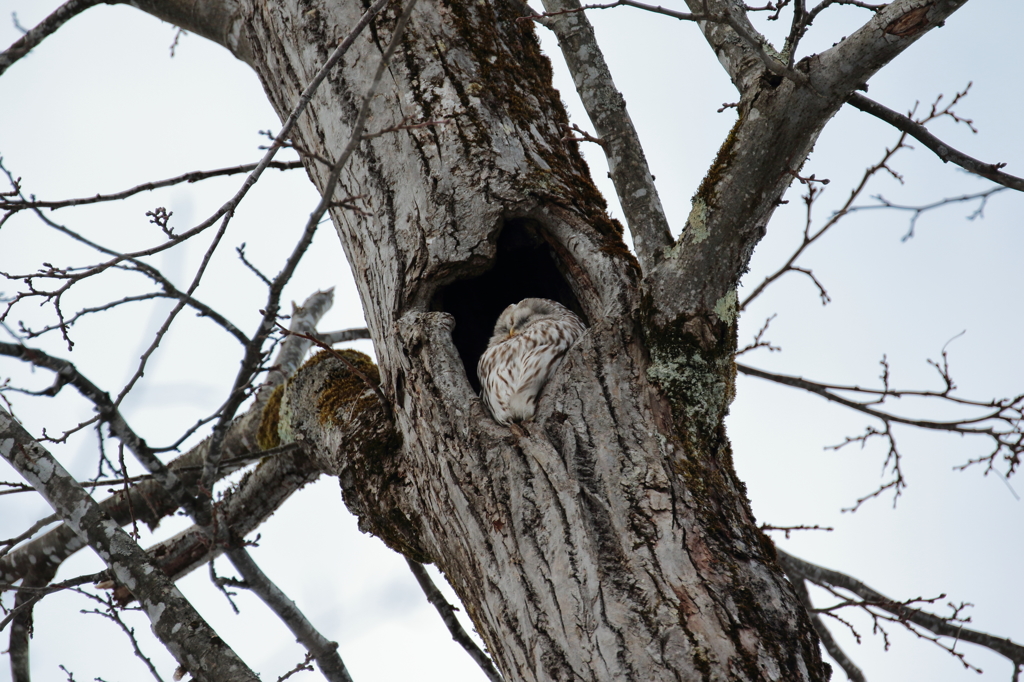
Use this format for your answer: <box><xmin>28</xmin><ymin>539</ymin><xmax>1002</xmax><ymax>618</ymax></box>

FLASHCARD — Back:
<box><xmin>507</xmin><ymin>326</ymin><xmax>517</xmax><ymax>338</ymax></box>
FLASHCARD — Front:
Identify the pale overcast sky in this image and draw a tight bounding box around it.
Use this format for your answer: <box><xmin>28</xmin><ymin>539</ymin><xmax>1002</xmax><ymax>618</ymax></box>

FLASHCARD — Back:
<box><xmin>1</xmin><ymin>2</ymin><xmax>1021</xmax><ymax>681</ymax></box>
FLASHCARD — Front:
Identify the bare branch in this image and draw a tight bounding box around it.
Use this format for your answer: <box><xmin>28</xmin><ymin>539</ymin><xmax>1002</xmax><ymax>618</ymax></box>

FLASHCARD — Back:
<box><xmin>0</xmin><ymin>161</ymin><xmax>302</xmax><ymax>213</ymax></box>
<box><xmin>782</xmin><ymin>567</ymin><xmax>867</xmax><ymax>682</ymax></box>
<box><xmin>0</xmin><ymin>166</ymin><xmax>246</xmax><ymax>350</ymax></box>
<box><xmin>76</xmin><ymin>589</ymin><xmax>167</xmax><ymax>682</ymax></box>
<box><xmin>0</xmin><ymin>0</ymin><xmax>102</xmax><ymax>77</ymax></box>
<box><xmin>779</xmin><ymin>548</ymin><xmax>1024</xmax><ymax>675</ymax></box>
<box><xmin>539</xmin><ymin>0</ymin><xmax>674</xmax><ymax>271</ymax></box>
<box><xmin>849</xmin><ymin>187</ymin><xmax>1008</xmax><ymax>241</ymax></box>
<box><xmin>407</xmin><ymin>560</ymin><xmax>503</xmax><ymax>682</ymax></box>
<box><xmin>736</xmin><ymin>314</ymin><xmax>781</xmax><ymax>356</ymax></box>
<box><xmin>0</xmin><ymin>283</ymin><xmax>333</xmax><ymax>587</ymax></box>
<box><xmin>0</xmin><ymin>341</ymin><xmax>209</xmax><ymax>518</ymax></box>
<box><xmin>524</xmin><ymin>0</ymin><xmax>705</xmax><ymax>23</ymax></box>
<box><xmin>849</xmin><ymin>93</ymin><xmax>1024</xmax><ymax>192</ymax></box>
<box><xmin>760</xmin><ymin>523</ymin><xmax>832</xmax><ymax>539</ymax></box>
<box><xmin>742</xmin><ymin>85</ymin><xmax>990</xmax><ymax>311</ymax></box>
<box><xmin>0</xmin><ymin>407</ymin><xmax>260</xmax><ymax>681</ymax></box>
<box><xmin>0</xmin><ymin>0</ymin><xmax>390</xmax><ymax>344</ymax></box>
<box><xmin>226</xmin><ymin>548</ymin><xmax>355</xmax><ymax>682</ymax></box>
<box><xmin>0</xmin><ymin>570</ymin><xmax>109</xmax><ymax>631</ymax></box>
<box><xmin>737</xmin><ymin>356</ymin><xmax>1024</xmax><ymax>496</ymax></box>
<box><xmin>0</xmin><ymin>513</ymin><xmax>58</xmax><ymax>558</ymax></box>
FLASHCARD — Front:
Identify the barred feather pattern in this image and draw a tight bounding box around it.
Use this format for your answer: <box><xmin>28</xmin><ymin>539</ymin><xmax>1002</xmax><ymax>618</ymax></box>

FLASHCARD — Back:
<box><xmin>477</xmin><ymin>298</ymin><xmax>586</xmax><ymax>425</ymax></box>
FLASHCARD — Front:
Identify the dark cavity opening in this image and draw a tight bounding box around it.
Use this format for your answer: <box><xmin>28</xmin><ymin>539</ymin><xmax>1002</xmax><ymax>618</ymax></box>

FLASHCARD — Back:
<box><xmin>433</xmin><ymin>219</ymin><xmax>585</xmax><ymax>393</ymax></box>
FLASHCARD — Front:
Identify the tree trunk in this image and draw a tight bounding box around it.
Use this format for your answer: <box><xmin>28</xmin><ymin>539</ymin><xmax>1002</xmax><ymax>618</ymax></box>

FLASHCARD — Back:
<box><xmin>122</xmin><ymin>0</ymin><xmax>966</xmax><ymax>679</ymax></box>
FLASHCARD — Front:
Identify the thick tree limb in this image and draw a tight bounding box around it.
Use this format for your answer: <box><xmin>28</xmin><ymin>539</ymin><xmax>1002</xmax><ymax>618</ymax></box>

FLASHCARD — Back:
<box><xmin>848</xmin><ymin>93</ymin><xmax>1024</xmax><ymax>191</ymax></box>
<box><xmin>116</xmin><ymin>0</ymin><xmax>253</xmax><ymax>63</ymax></box>
<box><xmin>778</xmin><ymin>548</ymin><xmax>1024</xmax><ymax>674</ymax></box>
<box><xmin>0</xmin><ymin>408</ymin><xmax>259</xmax><ymax>682</ymax></box>
<box><xmin>111</xmin><ymin>443</ymin><xmax>319</xmax><ymax>601</ymax></box>
<box><xmin>647</xmin><ymin>0</ymin><xmax>970</xmax><ymax>328</ymax></box>
<box><xmin>820</xmin><ymin>1</ymin><xmax>971</xmax><ymax>98</ymax></box>
<box><xmin>538</xmin><ymin>0</ymin><xmax>674</xmax><ymax>271</ymax></box>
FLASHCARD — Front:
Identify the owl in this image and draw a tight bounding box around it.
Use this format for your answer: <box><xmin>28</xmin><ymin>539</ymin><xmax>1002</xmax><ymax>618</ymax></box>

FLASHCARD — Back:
<box><xmin>477</xmin><ymin>298</ymin><xmax>586</xmax><ymax>425</ymax></box>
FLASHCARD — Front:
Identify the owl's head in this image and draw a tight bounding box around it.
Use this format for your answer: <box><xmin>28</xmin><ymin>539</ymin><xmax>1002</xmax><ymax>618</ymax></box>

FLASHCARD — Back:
<box><xmin>490</xmin><ymin>298</ymin><xmax>571</xmax><ymax>343</ymax></box>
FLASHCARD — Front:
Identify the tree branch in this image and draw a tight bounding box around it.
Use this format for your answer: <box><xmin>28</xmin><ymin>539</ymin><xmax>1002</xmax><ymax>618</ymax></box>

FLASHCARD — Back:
<box><xmin>197</xmin><ymin>0</ymin><xmax>411</xmax><ymax>501</ymax></box>
<box><xmin>226</xmin><ymin>548</ymin><xmax>355</xmax><ymax>682</ymax></box>
<box><xmin>847</xmin><ymin>92</ymin><xmax>1024</xmax><ymax>191</ymax></box>
<box><xmin>0</xmin><ymin>407</ymin><xmax>260</xmax><ymax>682</ymax></box>
<box><xmin>0</xmin><ymin>0</ymin><xmax>106</xmax><ymax>77</ymax></box>
<box><xmin>406</xmin><ymin>560</ymin><xmax>503</xmax><ymax>682</ymax></box>
<box><xmin>0</xmin><ymin>287</ymin><xmax>333</xmax><ymax>586</ymax></box>
<box><xmin>0</xmin><ymin>160</ymin><xmax>303</xmax><ymax>213</ymax></box>
<box><xmin>538</xmin><ymin>0</ymin><xmax>674</xmax><ymax>271</ymax></box>
<box><xmin>315</xmin><ymin>328</ymin><xmax>372</xmax><ymax>345</ymax></box>
<box><xmin>778</xmin><ymin>548</ymin><xmax>1024</xmax><ymax>674</ymax></box>
<box><xmin>0</xmin><ymin>341</ymin><xmax>208</xmax><ymax>517</ymax></box>
<box><xmin>782</xmin><ymin>567</ymin><xmax>867</xmax><ymax>682</ymax></box>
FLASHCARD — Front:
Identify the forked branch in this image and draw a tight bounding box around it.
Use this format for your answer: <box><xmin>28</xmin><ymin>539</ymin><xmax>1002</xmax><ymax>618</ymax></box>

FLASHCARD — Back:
<box><xmin>738</xmin><ymin>352</ymin><xmax>1023</xmax><ymax>509</ymax></box>
<box><xmin>779</xmin><ymin>548</ymin><xmax>1024</xmax><ymax>677</ymax></box>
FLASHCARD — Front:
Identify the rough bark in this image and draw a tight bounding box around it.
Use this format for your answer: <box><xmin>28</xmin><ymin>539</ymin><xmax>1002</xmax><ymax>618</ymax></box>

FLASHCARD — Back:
<box><xmin>116</xmin><ymin>0</ymin><xmax>967</xmax><ymax>680</ymax></box>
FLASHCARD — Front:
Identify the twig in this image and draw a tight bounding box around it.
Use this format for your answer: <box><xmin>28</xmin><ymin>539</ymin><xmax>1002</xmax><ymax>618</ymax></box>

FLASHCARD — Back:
<box><xmin>848</xmin><ymin>187</ymin><xmax>1008</xmax><ymax>241</ymax></box>
<box><xmin>737</xmin><ymin>355</ymin><xmax>1024</xmax><ymax>507</ymax></box>
<box><xmin>0</xmin><ymin>513</ymin><xmax>58</xmax><ymax>557</ymax></box>
<box><xmin>0</xmin><ymin>341</ymin><xmax>208</xmax><ymax>518</ymax></box>
<box><xmin>76</xmin><ymin>589</ymin><xmax>166</xmax><ymax>682</ymax></box>
<box><xmin>0</xmin><ymin>570</ymin><xmax>110</xmax><ymax>631</ymax></box>
<box><xmin>361</xmin><ymin>117</ymin><xmax>452</xmax><ymax>140</ymax></box>
<box><xmin>236</xmin><ymin>242</ymin><xmax>273</xmax><ymax>286</ymax></box>
<box><xmin>210</xmin><ymin>558</ymin><xmax>243</xmax><ymax>614</ymax></box>
<box><xmin>276</xmin><ymin>325</ymin><xmax>391</xmax><ymax>420</ymax></box>
<box><xmin>741</xmin><ymin>88</ymin><xmax>983</xmax><ymax>311</ymax></box>
<box><xmin>0</xmin><ymin>160</ymin><xmax>299</xmax><ymax>212</ymax></box>
<box><xmin>782</xmin><ymin>567</ymin><xmax>867</xmax><ymax>682</ymax></box>
<box><xmin>736</xmin><ymin>314</ymin><xmax>781</xmax><ymax>356</ymax></box>
<box><xmin>278</xmin><ymin>653</ymin><xmax>316</xmax><ymax>682</ymax></box>
<box><xmin>760</xmin><ymin>523</ymin><xmax>832</xmax><ymax>539</ymax></box>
